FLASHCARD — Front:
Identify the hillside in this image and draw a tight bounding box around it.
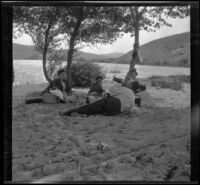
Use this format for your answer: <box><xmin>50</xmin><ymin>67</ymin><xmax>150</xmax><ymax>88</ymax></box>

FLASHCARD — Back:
<box><xmin>101</xmin><ymin>52</ymin><xmax>125</xmax><ymax>58</ymax></box>
<box><xmin>12</xmin><ymin>44</ymin><xmax>124</xmax><ymax>60</ymax></box>
<box><xmin>116</xmin><ymin>32</ymin><xmax>190</xmax><ymax>67</ymax></box>
<box><xmin>13</xmin><ymin>44</ymin><xmax>42</xmax><ymax>60</ymax></box>
<box><xmin>13</xmin><ymin>32</ymin><xmax>190</xmax><ymax>67</ymax></box>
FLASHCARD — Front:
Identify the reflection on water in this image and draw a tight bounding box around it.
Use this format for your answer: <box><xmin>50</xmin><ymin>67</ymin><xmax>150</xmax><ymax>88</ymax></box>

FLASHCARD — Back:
<box><xmin>13</xmin><ymin>60</ymin><xmax>190</xmax><ymax>86</ymax></box>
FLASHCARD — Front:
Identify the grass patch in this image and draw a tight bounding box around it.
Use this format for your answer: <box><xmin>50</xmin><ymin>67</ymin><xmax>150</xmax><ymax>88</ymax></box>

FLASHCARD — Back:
<box><xmin>148</xmin><ymin>75</ymin><xmax>190</xmax><ymax>91</ymax></box>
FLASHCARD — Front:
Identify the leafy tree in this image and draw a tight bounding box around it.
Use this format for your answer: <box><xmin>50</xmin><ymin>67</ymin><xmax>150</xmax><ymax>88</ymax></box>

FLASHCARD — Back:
<box><xmin>57</xmin><ymin>6</ymin><xmax>123</xmax><ymax>94</ymax></box>
<box><xmin>13</xmin><ymin>6</ymin><xmax>63</xmax><ymax>82</ymax></box>
<box><xmin>13</xmin><ymin>6</ymin><xmax>123</xmax><ymax>92</ymax></box>
<box><xmin>120</xmin><ymin>6</ymin><xmax>190</xmax><ymax>84</ymax></box>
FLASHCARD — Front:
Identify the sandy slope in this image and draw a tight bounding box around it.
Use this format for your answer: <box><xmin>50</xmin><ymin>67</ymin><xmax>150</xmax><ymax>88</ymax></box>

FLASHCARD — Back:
<box><xmin>12</xmin><ymin>82</ymin><xmax>191</xmax><ymax>182</ymax></box>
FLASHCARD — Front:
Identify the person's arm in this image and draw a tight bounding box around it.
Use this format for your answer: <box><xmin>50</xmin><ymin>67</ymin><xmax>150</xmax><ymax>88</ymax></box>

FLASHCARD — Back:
<box><xmin>64</xmin><ymin>80</ymin><xmax>71</xmax><ymax>95</ymax></box>
<box><xmin>87</xmin><ymin>82</ymin><xmax>95</xmax><ymax>96</ymax></box>
<box><xmin>43</xmin><ymin>80</ymin><xmax>55</xmax><ymax>92</ymax></box>
<box><xmin>87</xmin><ymin>88</ymin><xmax>92</xmax><ymax>97</ymax></box>
<box><xmin>102</xmin><ymin>88</ymin><xmax>111</xmax><ymax>98</ymax></box>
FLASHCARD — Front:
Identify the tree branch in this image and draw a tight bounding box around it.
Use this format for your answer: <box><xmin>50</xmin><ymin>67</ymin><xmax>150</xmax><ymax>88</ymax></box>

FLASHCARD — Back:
<box><xmin>138</xmin><ymin>7</ymin><xmax>147</xmax><ymax>17</ymax></box>
<box><xmin>129</xmin><ymin>7</ymin><xmax>136</xmax><ymax>25</ymax></box>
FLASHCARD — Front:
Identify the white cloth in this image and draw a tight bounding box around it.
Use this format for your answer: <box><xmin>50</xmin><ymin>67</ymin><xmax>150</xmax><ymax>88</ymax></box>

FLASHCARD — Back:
<box><xmin>108</xmin><ymin>83</ymin><xmax>135</xmax><ymax>113</ymax></box>
<box><xmin>137</xmin><ymin>91</ymin><xmax>155</xmax><ymax>107</ymax></box>
<box><xmin>50</xmin><ymin>89</ymin><xmax>64</xmax><ymax>100</ymax></box>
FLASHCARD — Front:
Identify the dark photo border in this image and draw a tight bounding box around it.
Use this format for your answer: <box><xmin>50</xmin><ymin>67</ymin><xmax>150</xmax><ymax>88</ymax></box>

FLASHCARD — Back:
<box><xmin>2</xmin><ymin>0</ymin><xmax>199</xmax><ymax>184</ymax></box>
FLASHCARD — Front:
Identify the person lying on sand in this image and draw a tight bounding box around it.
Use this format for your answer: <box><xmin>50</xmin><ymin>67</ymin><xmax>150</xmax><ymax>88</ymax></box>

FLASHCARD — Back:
<box><xmin>86</xmin><ymin>75</ymin><xmax>105</xmax><ymax>104</ymax></box>
<box><xmin>59</xmin><ymin>81</ymin><xmax>136</xmax><ymax>116</ymax></box>
<box><xmin>113</xmin><ymin>67</ymin><xmax>138</xmax><ymax>86</ymax></box>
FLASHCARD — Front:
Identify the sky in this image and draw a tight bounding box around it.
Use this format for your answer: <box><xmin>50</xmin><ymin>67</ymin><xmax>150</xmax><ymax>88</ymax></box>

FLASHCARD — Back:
<box><xmin>13</xmin><ymin>16</ymin><xmax>190</xmax><ymax>55</ymax></box>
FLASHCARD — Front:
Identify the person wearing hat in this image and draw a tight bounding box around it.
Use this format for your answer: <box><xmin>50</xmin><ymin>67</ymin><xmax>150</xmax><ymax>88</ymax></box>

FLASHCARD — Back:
<box><xmin>26</xmin><ymin>69</ymin><xmax>70</xmax><ymax>104</ymax></box>
<box><xmin>43</xmin><ymin>69</ymin><xmax>71</xmax><ymax>103</ymax></box>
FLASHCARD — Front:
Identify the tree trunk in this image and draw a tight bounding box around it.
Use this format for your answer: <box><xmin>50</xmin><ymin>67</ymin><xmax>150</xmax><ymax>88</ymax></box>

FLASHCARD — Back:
<box><xmin>124</xmin><ymin>9</ymin><xmax>141</xmax><ymax>85</ymax></box>
<box><xmin>42</xmin><ymin>50</ymin><xmax>51</xmax><ymax>83</ymax></box>
<box><xmin>42</xmin><ymin>21</ymin><xmax>52</xmax><ymax>83</ymax></box>
<box><xmin>65</xmin><ymin>8</ymin><xmax>84</xmax><ymax>94</ymax></box>
<box><xmin>66</xmin><ymin>40</ymin><xmax>75</xmax><ymax>95</ymax></box>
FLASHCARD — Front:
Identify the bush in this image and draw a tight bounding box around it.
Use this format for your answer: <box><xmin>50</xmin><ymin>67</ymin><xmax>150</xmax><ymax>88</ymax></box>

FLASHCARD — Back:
<box><xmin>178</xmin><ymin>58</ymin><xmax>188</xmax><ymax>66</ymax></box>
<box><xmin>71</xmin><ymin>62</ymin><xmax>106</xmax><ymax>87</ymax></box>
<box><xmin>148</xmin><ymin>75</ymin><xmax>190</xmax><ymax>91</ymax></box>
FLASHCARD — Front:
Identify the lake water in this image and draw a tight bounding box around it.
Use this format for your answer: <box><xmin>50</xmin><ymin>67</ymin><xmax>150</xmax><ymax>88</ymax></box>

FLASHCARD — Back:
<box><xmin>13</xmin><ymin>60</ymin><xmax>190</xmax><ymax>85</ymax></box>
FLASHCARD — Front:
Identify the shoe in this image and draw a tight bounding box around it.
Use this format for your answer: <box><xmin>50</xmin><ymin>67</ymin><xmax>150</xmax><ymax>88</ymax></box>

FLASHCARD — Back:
<box><xmin>58</xmin><ymin>111</ymin><xmax>64</xmax><ymax>116</ymax></box>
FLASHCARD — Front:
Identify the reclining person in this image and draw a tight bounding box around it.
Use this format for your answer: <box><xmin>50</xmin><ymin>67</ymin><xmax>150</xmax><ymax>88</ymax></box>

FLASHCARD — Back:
<box><xmin>59</xmin><ymin>81</ymin><xmax>136</xmax><ymax>116</ymax></box>
<box><xmin>113</xmin><ymin>67</ymin><xmax>138</xmax><ymax>87</ymax></box>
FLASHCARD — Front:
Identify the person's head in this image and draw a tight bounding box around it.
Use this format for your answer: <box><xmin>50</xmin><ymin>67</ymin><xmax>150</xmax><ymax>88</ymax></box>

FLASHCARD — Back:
<box><xmin>95</xmin><ymin>76</ymin><xmax>103</xmax><ymax>84</ymax></box>
<box><xmin>57</xmin><ymin>69</ymin><xmax>66</xmax><ymax>80</ymax></box>
<box><xmin>138</xmin><ymin>84</ymin><xmax>146</xmax><ymax>92</ymax></box>
<box><xmin>50</xmin><ymin>81</ymin><xmax>58</xmax><ymax>90</ymax></box>
<box><xmin>127</xmin><ymin>81</ymin><xmax>140</xmax><ymax>93</ymax></box>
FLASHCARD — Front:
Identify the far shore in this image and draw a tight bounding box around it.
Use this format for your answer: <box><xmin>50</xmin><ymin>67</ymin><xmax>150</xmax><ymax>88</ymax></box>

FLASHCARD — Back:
<box><xmin>13</xmin><ymin>59</ymin><xmax>190</xmax><ymax>68</ymax></box>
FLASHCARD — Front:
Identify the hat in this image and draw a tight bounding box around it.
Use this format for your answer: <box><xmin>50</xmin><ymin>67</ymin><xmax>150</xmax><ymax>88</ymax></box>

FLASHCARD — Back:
<box><xmin>128</xmin><ymin>81</ymin><xmax>140</xmax><ymax>93</ymax></box>
<box><xmin>57</xmin><ymin>69</ymin><xmax>65</xmax><ymax>75</ymax></box>
<box><xmin>96</xmin><ymin>75</ymin><xmax>103</xmax><ymax>80</ymax></box>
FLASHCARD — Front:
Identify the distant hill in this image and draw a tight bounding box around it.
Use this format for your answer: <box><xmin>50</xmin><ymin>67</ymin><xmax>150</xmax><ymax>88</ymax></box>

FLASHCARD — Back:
<box><xmin>13</xmin><ymin>44</ymin><xmax>42</xmax><ymax>60</ymax></box>
<box><xmin>12</xmin><ymin>43</ymin><xmax>124</xmax><ymax>60</ymax></box>
<box><xmin>101</xmin><ymin>52</ymin><xmax>124</xmax><ymax>58</ymax></box>
<box><xmin>13</xmin><ymin>32</ymin><xmax>190</xmax><ymax>67</ymax></box>
<box><xmin>116</xmin><ymin>32</ymin><xmax>190</xmax><ymax>67</ymax></box>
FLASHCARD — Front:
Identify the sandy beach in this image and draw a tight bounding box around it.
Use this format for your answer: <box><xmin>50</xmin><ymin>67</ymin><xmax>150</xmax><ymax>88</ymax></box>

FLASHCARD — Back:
<box><xmin>12</xmin><ymin>80</ymin><xmax>191</xmax><ymax>182</ymax></box>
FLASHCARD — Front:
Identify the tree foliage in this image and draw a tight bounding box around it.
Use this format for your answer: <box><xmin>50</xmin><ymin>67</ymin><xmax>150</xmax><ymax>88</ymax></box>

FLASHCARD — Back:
<box><xmin>13</xmin><ymin>6</ymin><xmax>62</xmax><ymax>53</ymax></box>
<box><xmin>56</xmin><ymin>6</ymin><xmax>124</xmax><ymax>93</ymax></box>
<box><xmin>13</xmin><ymin>6</ymin><xmax>63</xmax><ymax>82</ymax></box>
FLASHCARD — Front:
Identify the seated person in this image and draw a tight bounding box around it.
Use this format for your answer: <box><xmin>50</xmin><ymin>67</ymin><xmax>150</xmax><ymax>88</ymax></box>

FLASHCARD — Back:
<box><xmin>59</xmin><ymin>81</ymin><xmax>136</xmax><ymax>116</ymax></box>
<box><xmin>86</xmin><ymin>75</ymin><xmax>105</xmax><ymax>104</ymax></box>
<box><xmin>26</xmin><ymin>69</ymin><xmax>73</xmax><ymax>104</ymax></box>
<box><xmin>43</xmin><ymin>69</ymin><xmax>70</xmax><ymax>103</ymax></box>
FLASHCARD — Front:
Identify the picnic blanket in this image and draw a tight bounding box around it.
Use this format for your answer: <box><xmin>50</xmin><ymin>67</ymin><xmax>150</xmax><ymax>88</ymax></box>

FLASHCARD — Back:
<box><xmin>25</xmin><ymin>91</ymin><xmax>59</xmax><ymax>104</ymax></box>
<box><xmin>25</xmin><ymin>91</ymin><xmax>43</xmax><ymax>104</ymax></box>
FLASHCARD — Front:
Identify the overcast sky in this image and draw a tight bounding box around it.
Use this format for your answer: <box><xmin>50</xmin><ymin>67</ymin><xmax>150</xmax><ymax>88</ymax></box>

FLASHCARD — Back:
<box><xmin>13</xmin><ymin>16</ymin><xmax>190</xmax><ymax>55</ymax></box>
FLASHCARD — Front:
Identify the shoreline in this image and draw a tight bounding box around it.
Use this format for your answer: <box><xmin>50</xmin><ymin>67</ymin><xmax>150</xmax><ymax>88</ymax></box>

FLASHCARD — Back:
<box><xmin>13</xmin><ymin>59</ymin><xmax>190</xmax><ymax>68</ymax></box>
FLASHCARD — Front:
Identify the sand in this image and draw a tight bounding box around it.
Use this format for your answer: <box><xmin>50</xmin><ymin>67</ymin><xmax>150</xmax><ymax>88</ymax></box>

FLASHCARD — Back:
<box><xmin>12</xmin><ymin>81</ymin><xmax>191</xmax><ymax>182</ymax></box>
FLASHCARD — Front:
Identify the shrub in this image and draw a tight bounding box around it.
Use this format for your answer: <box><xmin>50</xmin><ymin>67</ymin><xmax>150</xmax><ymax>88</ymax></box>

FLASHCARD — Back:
<box><xmin>71</xmin><ymin>62</ymin><xmax>106</xmax><ymax>87</ymax></box>
<box><xmin>178</xmin><ymin>58</ymin><xmax>188</xmax><ymax>66</ymax></box>
<box><xmin>148</xmin><ymin>75</ymin><xmax>190</xmax><ymax>91</ymax></box>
